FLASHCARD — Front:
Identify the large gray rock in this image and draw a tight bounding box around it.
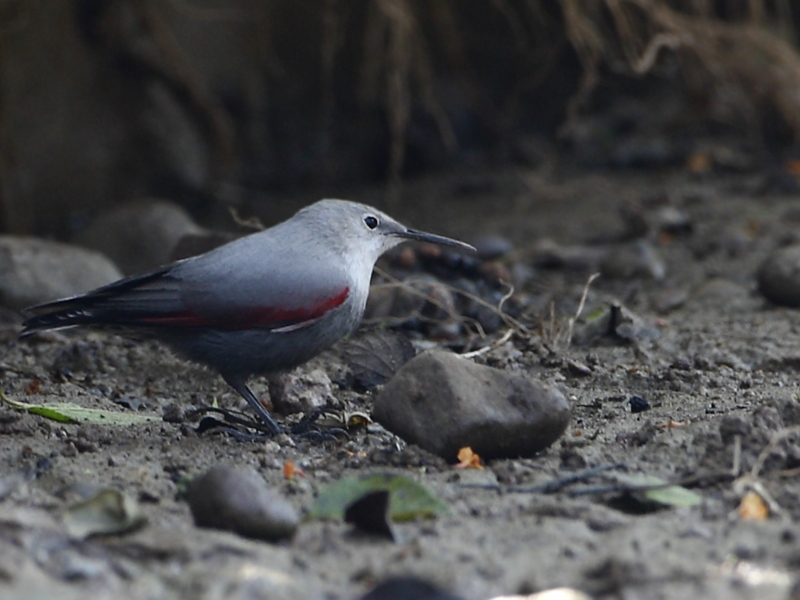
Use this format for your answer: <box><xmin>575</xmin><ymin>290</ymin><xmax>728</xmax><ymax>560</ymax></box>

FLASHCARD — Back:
<box><xmin>758</xmin><ymin>244</ymin><xmax>800</xmax><ymax>307</ymax></box>
<box><xmin>76</xmin><ymin>199</ymin><xmax>203</xmax><ymax>275</ymax></box>
<box><xmin>373</xmin><ymin>351</ymin><xmax>571</xmax><ymax>460</ymax></box>
<box><xmin>0</xmin><ymin>236</ymin><xmax>122</xmax><ymax>310</ymax></box>
<box><xmin>186</xmin><ymin>465</ymin><xmax>299</xmax><ymax>542</ymax></box>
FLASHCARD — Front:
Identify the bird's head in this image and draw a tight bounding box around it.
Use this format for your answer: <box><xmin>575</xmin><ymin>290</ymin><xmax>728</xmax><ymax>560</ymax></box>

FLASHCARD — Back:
<box><xmin>299</xmin><ymin>199</ymin><xmax>475</xmax><ymax>262</ymax></box>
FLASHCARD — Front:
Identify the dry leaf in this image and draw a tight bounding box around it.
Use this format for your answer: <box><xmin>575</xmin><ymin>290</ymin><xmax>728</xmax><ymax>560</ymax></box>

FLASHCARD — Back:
<box><xmin>686</xmin><ymin>152</ymin><xmax>712</xmax><ymax>173</ymax></box>
<box><xmin>455</xmin><ymin>446</ymin><xmax>483</xmax><ymax>469</ymax></box>
<box><xmin>658</xmin><ymin>418</ymin><xmax>687</xmax><ymax>430</ymax></box>
<box><xmin>283</xmin><ymin>460</ymin><xmax>306</xmax><ymax>480</ymax></box>
<box><xmin>785</xmin><ymin>159</ymin><xmax>800</xmax><ymax>175</ymax></box>
<box><xmin>24</xmin><ymin>379</ymin><xmax>41</xmax><ymax>395</ymax></box>
<box><xmin>739</xmin><ymin>490</ymin><xmax>769</xmax><ymax>521</ymax></box>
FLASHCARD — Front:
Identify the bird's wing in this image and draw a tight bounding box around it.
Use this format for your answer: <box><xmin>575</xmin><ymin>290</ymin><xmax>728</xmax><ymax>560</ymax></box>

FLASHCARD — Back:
<box><xmin>21</xmin><ymin>242</ymin><xmax>351</xmax><ymax>335</ymax></box>
<box><xmin>172</xmin><ymin>241</ymin><xmax>352</xmax><ymax>331</ymax></box>
<box><xmin>20</xmin><ymin>265</ymin><xmax>187</xmax><ymax>335</ymax></box>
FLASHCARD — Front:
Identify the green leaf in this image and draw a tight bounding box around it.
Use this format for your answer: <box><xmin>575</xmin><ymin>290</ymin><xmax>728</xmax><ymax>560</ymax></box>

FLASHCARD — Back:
<box><xmin>616</xmin><ymin>473</ymin><xmax>703</xmax><ymax>507</ymax></box>
<box><xmin>0</xmin><ymin>389</ymin><xmax>158</xmax><ymax>425</ymax></box>
<box><xmin>309</xmin><ymin>473</ymin><xmax>448</xmax><ymax>522</ymax></box>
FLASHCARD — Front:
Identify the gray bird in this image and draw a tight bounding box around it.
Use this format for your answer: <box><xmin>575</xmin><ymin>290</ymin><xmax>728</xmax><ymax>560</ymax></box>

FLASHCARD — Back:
<box><xmin>20</xmin><ymin>199</ymin><xmax>474</xmax><ymax>434</ymax></box>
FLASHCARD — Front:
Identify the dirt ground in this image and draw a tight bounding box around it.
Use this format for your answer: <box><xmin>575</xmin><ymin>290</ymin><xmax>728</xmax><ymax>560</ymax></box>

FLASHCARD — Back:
<box><xmin>2</xmin><ymin>165</ymin><xmax>800</xmax><ymax>600</ymax></box>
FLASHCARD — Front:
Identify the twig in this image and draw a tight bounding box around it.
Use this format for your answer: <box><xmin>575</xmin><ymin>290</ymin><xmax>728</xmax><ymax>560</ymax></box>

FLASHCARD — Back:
<box><xmin>460</xmin><ymin>328</ymin><xmax>514</xmax><ymax>359</ymax></box>
<box><xmin>750</xmin><ymin>425</ymin><xmax>800</xmax><ymax>479</ymax></box>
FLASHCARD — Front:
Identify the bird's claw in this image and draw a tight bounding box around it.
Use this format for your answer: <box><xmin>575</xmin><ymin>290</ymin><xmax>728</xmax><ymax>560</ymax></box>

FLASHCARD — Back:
<box><xmin>191</xmin><ymin>406</ymin><xmax>349</xmax><ymax>442</ymax></box>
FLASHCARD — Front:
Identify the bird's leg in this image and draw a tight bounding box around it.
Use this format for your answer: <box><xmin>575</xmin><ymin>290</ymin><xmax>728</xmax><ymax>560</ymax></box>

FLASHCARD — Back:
<box><xmin>223</xmin><ymin>376</ymin><xmax>282</xmax><ymax>435</ymax></box>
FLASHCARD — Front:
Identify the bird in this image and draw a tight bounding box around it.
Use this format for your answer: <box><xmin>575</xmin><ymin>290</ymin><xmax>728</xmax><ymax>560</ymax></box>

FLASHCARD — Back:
<box><xmin>20</xmin><ymin>199</ymin><xmax>475</xmax><ymax>435</ymax></box>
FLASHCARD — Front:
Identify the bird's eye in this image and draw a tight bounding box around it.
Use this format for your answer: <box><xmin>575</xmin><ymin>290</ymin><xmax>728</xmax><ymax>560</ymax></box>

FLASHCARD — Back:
<box><xmin>364</xmin><ymin>215</ymin><xmax>379</xmax><ymax>230</ymax></box>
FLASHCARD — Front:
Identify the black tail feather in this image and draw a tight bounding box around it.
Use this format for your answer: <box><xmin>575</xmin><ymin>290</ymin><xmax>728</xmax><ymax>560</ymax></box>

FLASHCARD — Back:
<box><xmin>19</xmin><ymin>266</ymin><xmax>174</xmax><ymax>338</ymax></box>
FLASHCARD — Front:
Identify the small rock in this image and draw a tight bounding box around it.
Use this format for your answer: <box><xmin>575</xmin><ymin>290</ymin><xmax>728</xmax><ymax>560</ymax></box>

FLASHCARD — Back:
<box><xmin>652</xmin><ymin>206</ymin><xmax>693</xmax><ymax>236</ymax></box>
<box><xmin>0</xmin><ymin>236</ymin><xmax>122</xmax><ymax>310</ymax></box>
<box><xmin>601</xmin><ymin>241</ymin><xmax>666</xmax><ymax>280</ymax></box>
<box><xmin>76</xmin><ymin>199</ymin><xmax>203</xmax><ymax>275</ymax></box>
<box><xmin>372</xmin><ymin>351</ymin><xmax>571</xmax><ymax>460</ymax></box>
<box><xmin>628</xmin><ymin>395</ymin><xmax>651</xmax><ymax>413</ymax></box>
<box><xmin>529</xmin><ymin>239</ymin><xmax>607</xmax><ymax>271</ymax></box>
<box><xmin>471</xmin><ymin>235</ymin><xmax>513</xmax><ymax>260</ymax></box>
<box><xmin>719</xmin><ymin>414</ymin><xmax>751</xmax><ymax>444</ymax></box>
<box><xmin>758</xmin><ymin>244</ymin><xmax>800</xmax><ymax>307</ymax></box>
<box><xmin>566</xmin><ymin>359</ymin><xmax>592</xmax><ymax>377</ymax></box>
<box><xmin>162</xmin><ymin>403</ymin><xmax>187</xmax><ymax>423</ymax></box>
<box><xmin>690</xmin><ymin>277</ymin><xmax>751</xmax><ymax>311</ymax></box>
<box><xmin>650</xmin><ymin>286</ymin><xmax>688</xmax><ymax>313</ymax></box>
<box><xmin>364</xmin><ymin>275</ymin><xmax>456</xmax><ymax>325</ymax></box>
<box><xmin>572</xmin><ymin>303</ymin><xmax>659</xmax><ymax>345</ymax></box>
<box><xmin>269</xmin><ymin>369</ymin><xmax>337</xmax><ymax>414</ymax></box>
<box><xmin>359</xmin><ymin>577</ymin><xmax>463</xmax><ymax>600</ymax></box>
<box><xmin>186</xmin><ymin>465</ymin><xmax>298</xmax><ymax>542</ymax></box>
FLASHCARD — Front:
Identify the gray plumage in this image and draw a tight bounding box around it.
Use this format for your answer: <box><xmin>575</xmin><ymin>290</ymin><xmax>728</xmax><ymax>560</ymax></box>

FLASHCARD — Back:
<box><xmin>20</xmin><ymin>199</ymin><xmax>474</xmax><ymax>434</ymax></box>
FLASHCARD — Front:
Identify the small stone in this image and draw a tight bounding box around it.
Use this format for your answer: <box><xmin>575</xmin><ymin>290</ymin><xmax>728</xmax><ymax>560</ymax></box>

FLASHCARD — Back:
<box><xmin>566</xmin><ymin>359</ymin><xmax>592</xmax><ymax>377</ymax></box>
<box><xmin>364</xmin><ymin>275</ymin><xmax>456</xmax><ymax>326</ymax></box>
<box><xmin>758</xmin><ymin>244</ymin><xmax>800</xmax><ymax>307</ymax></box>
<box><xmin>269</xmin><ymin>369</ymin><xmax>337</xmax><ymax>415</ymax></box>
<box><xmin>601</xmin><ymin>241</ymin><xmax>666</xmax><ymax>280</ymax></box>
<box><xmin>0</xmin><ymin>236</ymin><xmax>122</xmax><ymax>310</ymax></box>
<box><xmin>719</xmin><ymin>415</ymin><xmax>751</xmax><ymax>444</ymax></box>
<box><xmin>471</xmin><ymin>235</ymin><xmax>513</xmax><ymax>260</ymax></box>
<box><xmin>650</xmin><ymin>286</ymin><xmax>688</xmax><ymax>313</ymax></box>
<box><xmin>628</xmin><ymin>395</ymin><xmax>651</xmax><ymax>414</ymax></box>
<box><xmin>373</xmin><ymin>351</ymin><xmax>571</xmax><ymax>460</ymax></box>
<box><xmin>162</xmin><ymin>403</ymin><xmax>186</xmax><ymax>423</ymax></box>
<box><xmin>652</xmin><ymin>206</ymin><xmax>693</xmax><ymax>236</ymax></box>
<box><xmin>76</xmin><ymin>199</ymin><xmax>203</xmax><ymax>275</ymax></box>
<box><xmin>186</xmin><ymin>465</ymin><xmax>298</xmax><ymax>542</ymax></box>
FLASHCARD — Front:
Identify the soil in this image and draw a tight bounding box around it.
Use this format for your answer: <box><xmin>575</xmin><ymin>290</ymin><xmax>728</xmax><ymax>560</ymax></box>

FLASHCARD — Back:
<box><xmin>2</xmin><ymin>166</ymin><xmax>800</xmax><ymax>600</ymax></box>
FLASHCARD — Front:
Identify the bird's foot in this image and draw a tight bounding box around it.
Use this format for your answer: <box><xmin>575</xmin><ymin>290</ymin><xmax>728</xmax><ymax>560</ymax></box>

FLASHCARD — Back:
<box><xmin>190</xmin><ymin>406</ymin><xmax>349</xmax><ymax>442</ymax></box>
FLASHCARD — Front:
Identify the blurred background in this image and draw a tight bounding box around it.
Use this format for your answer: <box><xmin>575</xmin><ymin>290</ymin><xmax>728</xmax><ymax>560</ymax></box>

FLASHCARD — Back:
<box><xmin>2</xmin><ymin>0</ymin><xmax>800</xmax><ymax>239</ymax></box>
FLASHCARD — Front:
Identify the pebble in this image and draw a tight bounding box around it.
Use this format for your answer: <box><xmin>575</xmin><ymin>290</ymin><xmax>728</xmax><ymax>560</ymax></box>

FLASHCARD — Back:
<box><xmin>359</xmin><ymin>577</ymin><xmax>463</xmax><ymax>600</ymax></box>
<box><xmin>471</xmin><ymin>234</ymin><xmax>514</xmax><ymax>260</ymax></box>
<box><xmin>268</xmin><ymin>368</ymin><xmax>338</xmax><ymax>414</ymax></box>
<box><xmin>601</xmin><ymin>241</ymin><xmax>666</xmax><ymax>280</ymax></box>
<box><xmin>364</xmin><ymin>275</ymin><xmax>456</xmax><ymax>325</ymax></box>
<box><xmin>758</xmin><ymin>244</ymin><xmax>800</xmax><ymax>307</ymax></box>
<box><xmin>76</xmin><ymin>199</ymin><xmax>203</xmax><ymax>275</ymax></box>
<box><xmin>0</xmin><ymin>236</ymin><xmax>122</xmax><ymax>310</ymax></box>
<box><xmin>186</xmin><ymin>465</ymin><xmax>298</xmax><ymax>542</ymax></box>
<box><xmin>372</xmin><ymin>351</ymin><xmax>571</xmax><ymax>460</ymax></box>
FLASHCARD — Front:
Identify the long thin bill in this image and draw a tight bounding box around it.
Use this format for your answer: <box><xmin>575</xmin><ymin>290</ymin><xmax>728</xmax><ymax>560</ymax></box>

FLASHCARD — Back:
<box><xmin>400</xmin><ymin>228</ymin><xmax>476</xmax><ymax>252</ymax></box>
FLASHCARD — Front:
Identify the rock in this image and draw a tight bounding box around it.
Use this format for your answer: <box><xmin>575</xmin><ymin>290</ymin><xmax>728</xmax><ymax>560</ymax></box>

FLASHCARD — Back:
<box><xmin>364</xmin><ymin>275</ymin><xmax>456</xmax><ymax>325</ymax></box>
<box><xmin>269</xmin><ymin>368</ymin><xmax>338</xmax><ymax>414</ymax></box>
<box><xmin>572</xmin><ymin>303</ymin><xmax>659</xmax><ymax>345</ymax></box>
<box><xmin>471</xmin><ymin>235</ymin><xmax>513</xmax><ymax>260</ymax></box>
<box><xmin>0</xmin><ymin>236</ymin><xmax>122</xmax><ymax>310</ymax></box>
<box><xmin>758</xmin><ymin>244</ymin><xmax>800</xmax><ymax>307</ymax></box>
<box><xmin>601</xmin><ymin>241</ymin><xmax>666</xmax><ymax>280</ymax></box>
<box><xmin>359</xmin><ymin>576</ymin><xmax>463</xmax><ymax>600</ymax></box>
<box><xmin>529</xmin><ymin>238</ymin><xmax>607</xmax><ymax>271</ymax></box>
<box><xmin>76</xmin><ymin>199</ymin><xmax>203</xmax><ymax>275</ymax></box>
<box><xmin>372</xmin><ymin>351</ymin><xmax>570</xmax><ymax>460</ymax></box>
<box><xmin>690</xmin><ymin>277</ymin><xmax>751</xmax><ymax>311</ymax></box>
<box><xmin>186</xmin><ymin>465</ymin><xmax>298</xmax><ymax>542</ymax></box>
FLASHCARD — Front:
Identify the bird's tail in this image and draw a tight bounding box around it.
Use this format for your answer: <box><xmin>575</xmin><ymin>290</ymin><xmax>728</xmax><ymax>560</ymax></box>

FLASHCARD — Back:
<box><xmin>19</xmin><ymin>267</ymin><xmax>174</xmax><ymax>338</ymax></box>
<box><xmin>20</xmin><ymin>298</ymin><xmax>106</xmax><ymax>337</ymax></box>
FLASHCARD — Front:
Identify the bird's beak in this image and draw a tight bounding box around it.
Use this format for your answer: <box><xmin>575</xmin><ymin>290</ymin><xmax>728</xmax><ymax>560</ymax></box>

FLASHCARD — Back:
<box><xmin>397</xmin><ymin>228</ymin><xmax>476</xmax><ymax>252</ymax></box>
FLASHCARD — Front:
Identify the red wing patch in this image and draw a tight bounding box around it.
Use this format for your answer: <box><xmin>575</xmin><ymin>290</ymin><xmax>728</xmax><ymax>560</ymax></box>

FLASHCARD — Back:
<box><xmin>139</xmin><ymin>287</ymin><xmax>349</xmax><ymax>330</ymax></box>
